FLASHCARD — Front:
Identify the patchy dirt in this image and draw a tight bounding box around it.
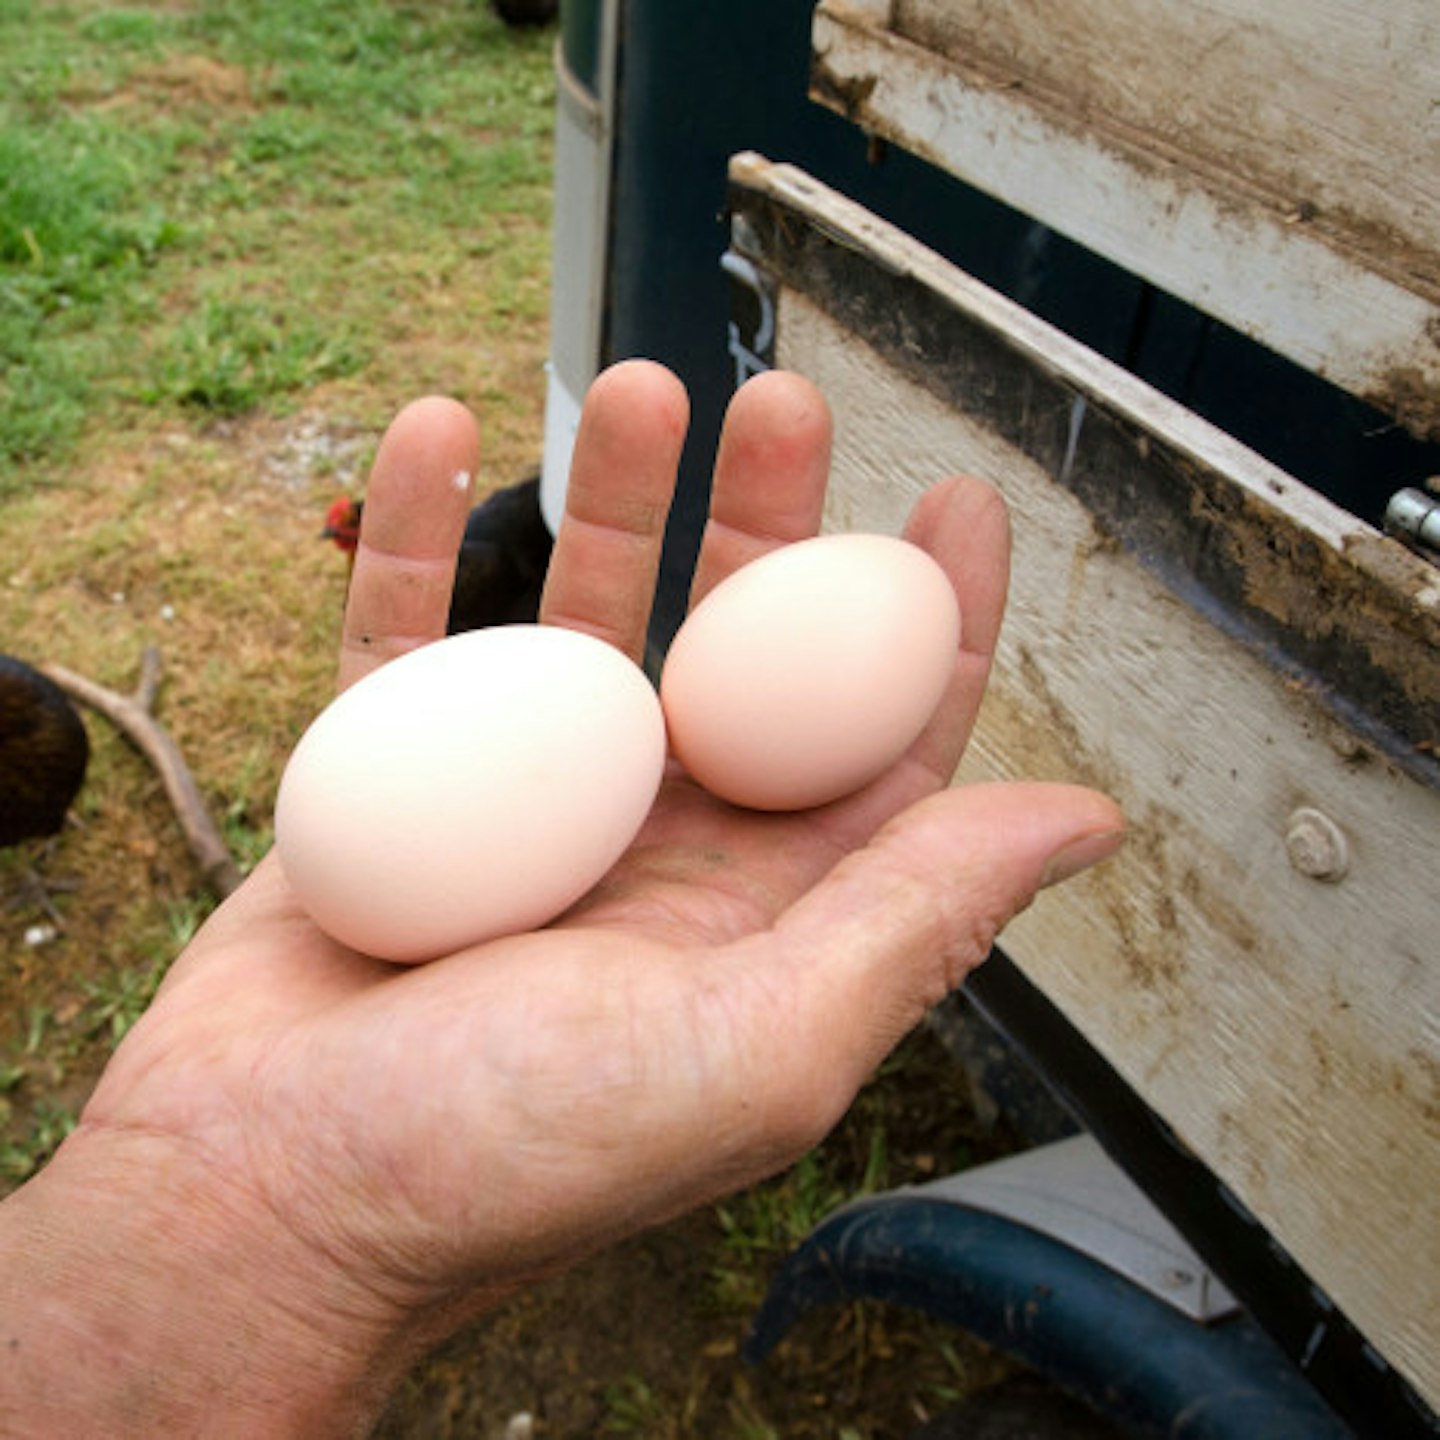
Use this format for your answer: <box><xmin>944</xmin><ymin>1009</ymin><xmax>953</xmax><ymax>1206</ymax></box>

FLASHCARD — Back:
<box><xmin>376</xmin><ymin>1226</ymin><xmax>1010</xmax><ymax>1440</ymax></box>
<box><xmin>93</xmin><ymin>53</ymin><xmax>257</xmax><ymax>112</ymax></box>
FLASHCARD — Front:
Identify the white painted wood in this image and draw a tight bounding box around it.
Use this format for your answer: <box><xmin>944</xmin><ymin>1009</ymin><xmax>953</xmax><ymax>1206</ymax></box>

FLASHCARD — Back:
<box><xmin>733</xmin><ymin>156</ymin><xmax>1440</xmax><ymax>1411</ymax></box>
<box><xmin>825</xmin><ymin>0</ymin><xmax>892</xmax><ymax>24</ymax></box>
<box><xmin>810</xmin><ymin>2</ymin><xmax>1440</xmax><ymax>431</ymax></box>
<box><xmin>794</xmin><ymin>284</ymin><xmax>1440</xmax><ymax>1414</ymax></box>
<box><xmin>894</xmin><ymin>0</ymin><xmax>1440</xmax><ymax>264</ymax></box>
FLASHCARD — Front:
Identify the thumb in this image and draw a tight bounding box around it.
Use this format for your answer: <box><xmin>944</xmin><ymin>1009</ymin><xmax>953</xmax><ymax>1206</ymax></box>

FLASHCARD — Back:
<box><xmin>757</xmin><ymin>781</ymin><xmax>1123</xmax><ymax>1128</ymax></box>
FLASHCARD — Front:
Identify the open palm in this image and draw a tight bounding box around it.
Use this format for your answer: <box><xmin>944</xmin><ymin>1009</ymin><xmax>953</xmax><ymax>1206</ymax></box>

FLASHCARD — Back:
<box><xmin>61</xmin><ymin>363</ymin><xmax>1121</xmax><ymax>1425</ymax></box>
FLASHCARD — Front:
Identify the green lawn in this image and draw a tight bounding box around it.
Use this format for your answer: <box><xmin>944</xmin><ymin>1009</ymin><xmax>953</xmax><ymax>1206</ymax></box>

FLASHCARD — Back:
<box><xmin>1</xmin><ymin>0</ymin><xmax>554</xmax><ymax>486</ymax></box>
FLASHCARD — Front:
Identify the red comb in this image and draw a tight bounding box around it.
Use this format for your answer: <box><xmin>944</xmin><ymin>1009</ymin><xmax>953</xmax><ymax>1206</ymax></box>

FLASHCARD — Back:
<box><xmin>321</xmin><ymin>496</ymin><xmax>362</xmax><ymax>552</ymax></box>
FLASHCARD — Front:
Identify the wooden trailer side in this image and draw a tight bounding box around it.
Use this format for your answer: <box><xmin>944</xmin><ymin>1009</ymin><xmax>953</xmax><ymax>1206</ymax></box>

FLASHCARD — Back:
<box><xmin>726</xmin><ymin>153</ymin><xmax>1440</xmax><ymax>1415</ymax></box>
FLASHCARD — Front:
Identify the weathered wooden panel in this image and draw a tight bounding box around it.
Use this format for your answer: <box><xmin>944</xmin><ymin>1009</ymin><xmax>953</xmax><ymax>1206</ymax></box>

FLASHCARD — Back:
<box><xmin>728</xmin><ymin>153</ymin><xmax>1440</xmax><ymax>1413</ymax></box>
<box><xmin>895</xmin><ymin>0</ymin><xmax>1440</xmax><ymax>262</ymax></box>
<box><xmin>809</xmin><ymin>0</ymin><xmax>1440</xmax><ymax>435</ymax></box>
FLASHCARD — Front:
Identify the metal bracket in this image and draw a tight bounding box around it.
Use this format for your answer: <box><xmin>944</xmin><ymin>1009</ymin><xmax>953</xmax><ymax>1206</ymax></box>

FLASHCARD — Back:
<box><xmin>1385</xmin><ymin>485</ymin><xmax>1440</xmax><ymax>560</ymax></box>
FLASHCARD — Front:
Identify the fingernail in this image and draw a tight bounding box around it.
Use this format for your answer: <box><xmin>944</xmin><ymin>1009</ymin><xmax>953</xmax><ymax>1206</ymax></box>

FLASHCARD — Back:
<box><xmin>1041</xmin><ymin>829</ymin><xmax>1126</xmax><ymax>889</ymax></box>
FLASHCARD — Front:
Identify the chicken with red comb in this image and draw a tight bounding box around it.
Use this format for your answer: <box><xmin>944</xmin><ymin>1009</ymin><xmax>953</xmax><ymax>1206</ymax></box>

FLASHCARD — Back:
<box><xmin>321</xmin><ymin>474</ymin><xmax>552</xmax><ymax>632</ymax></box>
<box><xmin>320</xmin><ymin>495</ymin><xmax>362</xmax><ymax>556</ymax></box>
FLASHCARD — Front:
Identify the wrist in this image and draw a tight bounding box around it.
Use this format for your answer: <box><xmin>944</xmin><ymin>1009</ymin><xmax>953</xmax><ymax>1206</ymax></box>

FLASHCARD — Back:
<box><xmin>0</xmin><ymin>1123</ymin><xmax>414</xmax><ymax>1438</ymax></box>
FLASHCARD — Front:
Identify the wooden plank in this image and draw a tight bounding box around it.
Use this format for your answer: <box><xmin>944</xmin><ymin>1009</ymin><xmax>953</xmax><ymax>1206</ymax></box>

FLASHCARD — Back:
<box><xmin>810</xmin><ymin>1</ymin><xmax>1440</xmax><ymax>436</ymax></box>
<box><xmin>728</xmin><ymin>152</ymin><xmax>1440</xmax><ymax>1413</ymax></box>
<box><xmin>893</xmin><ymin>0</ymin><xmax>1440</xmax><ymax>265</ymax></box>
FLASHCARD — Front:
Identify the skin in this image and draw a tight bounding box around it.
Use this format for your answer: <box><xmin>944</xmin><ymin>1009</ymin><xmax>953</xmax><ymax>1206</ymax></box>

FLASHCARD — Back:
<box><xmin>0</xmin><ymin>363</ymin><xmax>1123</xmax><ymax>1437</ymax></box>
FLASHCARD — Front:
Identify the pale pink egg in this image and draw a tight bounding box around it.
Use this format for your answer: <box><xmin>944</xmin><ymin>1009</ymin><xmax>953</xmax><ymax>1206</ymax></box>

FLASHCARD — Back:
<box><xmin>275</xmin><ymin>626</ymin><xmax>665</xmax><ymax>962</ymax></box>
<box><xmin>660</xmin><ymin>533</ymin><xmax>960</xmax><ymax>811</ymax></box>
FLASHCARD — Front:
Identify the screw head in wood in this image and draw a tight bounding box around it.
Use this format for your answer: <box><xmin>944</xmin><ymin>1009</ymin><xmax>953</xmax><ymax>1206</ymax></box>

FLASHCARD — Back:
<box><xmin>1285</xmin><ymin>807</ymin><xmax>1349</xmax><ymax>882</ymax></box>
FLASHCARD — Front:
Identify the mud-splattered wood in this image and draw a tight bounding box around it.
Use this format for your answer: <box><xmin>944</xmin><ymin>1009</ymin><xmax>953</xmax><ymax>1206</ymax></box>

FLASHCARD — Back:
<box><xmin>809</xmin><ymin>0</ymin><xmax>1440</xmax><ymax>436</ymax></box>
<box><xmin>728</xmin><ymin>153</ymin><xmax>1440</xmax><ymax>1415</ymax></box>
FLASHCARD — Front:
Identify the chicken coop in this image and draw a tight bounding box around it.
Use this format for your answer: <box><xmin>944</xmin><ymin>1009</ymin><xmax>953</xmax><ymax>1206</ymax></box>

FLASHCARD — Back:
<box><xmin>538</xmin><ymin>3</ymin><xmax>1440</xmax><ymax>1436</ymax></box>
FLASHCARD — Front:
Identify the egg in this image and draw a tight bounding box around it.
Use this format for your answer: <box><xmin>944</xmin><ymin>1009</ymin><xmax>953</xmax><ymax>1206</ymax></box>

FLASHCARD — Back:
<box><xmin>275</xmin><ymin>625</ymin><xmax>665</xmax><ymax>963</ymax></box>
<box><xmin>660</xmin><ymin>533</ymin><xmax>959</xmax><ymax>810</ymax></box>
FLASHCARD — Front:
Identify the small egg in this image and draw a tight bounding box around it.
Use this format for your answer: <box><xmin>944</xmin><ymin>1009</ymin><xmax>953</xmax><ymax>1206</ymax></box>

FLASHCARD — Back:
<box><xmin>275</xmin><ymin>626</ymin><xmax>665</xmax><ymax>963</ymax></box>
<box><xmin>660</xmin><ymin>533</ymin><xmax>959</xmax><ymax>810</ymax></box>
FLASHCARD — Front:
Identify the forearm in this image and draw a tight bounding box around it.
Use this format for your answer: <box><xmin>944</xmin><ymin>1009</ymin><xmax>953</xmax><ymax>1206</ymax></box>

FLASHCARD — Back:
<box><xmin>0</xmin><ymin>1126</ymin><xmax>405</xmax><ymax>1438</ymax></box>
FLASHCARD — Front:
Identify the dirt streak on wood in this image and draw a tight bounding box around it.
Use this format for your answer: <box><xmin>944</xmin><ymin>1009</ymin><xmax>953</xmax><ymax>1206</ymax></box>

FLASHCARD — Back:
<box><xmin>891</xmin><ymin>0</ymin><xmax>1440</xmax><ymax>292</ymax></box>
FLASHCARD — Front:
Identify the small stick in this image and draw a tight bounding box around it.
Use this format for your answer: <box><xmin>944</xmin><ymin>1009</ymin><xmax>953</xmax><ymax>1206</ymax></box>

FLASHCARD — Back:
<box><xmin>40</xmin><ymin>648</ymin><xmax>244</xmax><ymax>900</ymax></box>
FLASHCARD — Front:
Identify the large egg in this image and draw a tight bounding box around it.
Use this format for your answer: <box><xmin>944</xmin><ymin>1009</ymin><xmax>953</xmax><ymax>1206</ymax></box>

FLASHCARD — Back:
<box><xmin>661</xmin><ymin>533</ymin><xmax>959</xmax><ymax>810</ymax></box>
<box><xmin>275</xmin><ymin>626</ymin><xmax>665</xmax><ymax>962</ymax></box>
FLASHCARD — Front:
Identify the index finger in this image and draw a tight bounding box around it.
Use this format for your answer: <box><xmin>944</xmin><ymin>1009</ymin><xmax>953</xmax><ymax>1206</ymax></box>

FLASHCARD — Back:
<box><xmin>338</xmin><ymin>396</ymin><xmax>479</xmax><ymax>692</ymax></box>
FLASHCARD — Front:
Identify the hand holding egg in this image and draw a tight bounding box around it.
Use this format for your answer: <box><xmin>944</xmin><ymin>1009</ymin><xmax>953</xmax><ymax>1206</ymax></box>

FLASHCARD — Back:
<box><xmin>275</xmin><ymin>625</ymin><xmax>668</xmax><ymax>963</ymax></box>
<box><xmin>38</xmin><ymin>366</ymin><xmax>1121</xmax><ymax>1436</ymax></box>
<box><xmin>274</xmin><ymin>367</ymin><xmax>974</xmax><ymax>962</ymax></box>
<box><xmin>661</xmin><ymin>532</ymin><xmax>960</xmax><ymax>811</ymax></box>
<box><xmin>276</xmin><ymin>526</ymin><xmax>961</xmax><ymax>960</ymax></box>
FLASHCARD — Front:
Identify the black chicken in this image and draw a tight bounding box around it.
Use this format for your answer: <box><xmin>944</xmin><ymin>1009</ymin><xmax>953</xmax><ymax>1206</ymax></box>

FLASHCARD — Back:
<box><xmin>491</xmin><ymin>0</ymin><xmax>558</xmax><ymax>26</ymax></box>
<box><xmin>322</xmin><ymin>472</ymin><xmax>554</xmax><ymax>632</ymax></box>
<box><xmin>0</xmin><ymin>655</ymin><xmax>89</xmax><ymax>849</ymax></box>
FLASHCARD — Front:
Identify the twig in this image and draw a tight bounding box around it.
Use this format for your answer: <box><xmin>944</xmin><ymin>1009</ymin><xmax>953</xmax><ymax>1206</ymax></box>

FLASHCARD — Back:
<box><xmin>39</xmin><ymin>648</ymin><xmax>244</xmax><ymax>900</ymax></box>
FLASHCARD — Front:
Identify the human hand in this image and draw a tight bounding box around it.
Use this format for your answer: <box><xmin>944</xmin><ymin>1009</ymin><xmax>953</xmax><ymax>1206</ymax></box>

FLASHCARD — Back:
<box><xmin>0</xmin><ymin>362</ymin><xmax>1122</xmax><ymax>1437</ymax></box>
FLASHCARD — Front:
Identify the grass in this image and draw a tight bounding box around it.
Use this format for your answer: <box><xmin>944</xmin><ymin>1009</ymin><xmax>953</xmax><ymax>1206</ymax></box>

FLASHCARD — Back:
<box><xmin>712</xmin><ymin>1134</ymin><xmax>890</xmax><ymax>1313</ymax></box>
<box><xmin>0</xmin><ymin>122</ymin><xmax>173</xmax><ymax>466</ymax></box>
<box><xmin>151</xmin><ymin>296</ymin><xmax>366</xmax><ymax>415</ymax></box>
<box><xmin>0</xmin><ymin>0</ymin><xmax>553</xmax><ymax>485</ymax></box>
<box><xmin>0</xmin><ymin>0</ymin><xmax>556</xmax><ymax>1176</ymax></box>
<box><xmin>0</xmin><ymin>887</ymin><xmax>214</xmax><ymax>1183</ymax></box>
